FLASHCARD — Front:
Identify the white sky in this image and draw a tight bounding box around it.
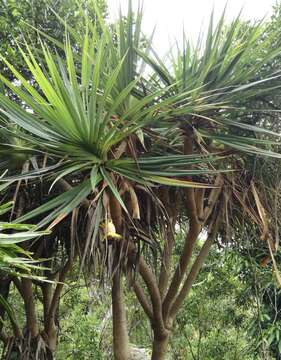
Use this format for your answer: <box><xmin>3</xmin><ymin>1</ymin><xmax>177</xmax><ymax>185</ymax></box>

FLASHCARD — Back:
<box><xmin>107</xmin><ymin>0</ymin><xmax>278</xmax><ymax>54</ymax></box>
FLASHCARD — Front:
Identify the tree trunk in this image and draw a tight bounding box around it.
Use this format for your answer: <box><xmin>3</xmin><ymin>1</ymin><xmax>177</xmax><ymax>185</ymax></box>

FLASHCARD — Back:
<box><xmin>112</xmin><ymin>272</ymin><xmax>130</xmax><ymax>360</ymax></box>
<box><xmin>21</xmin><ymin>279</ymin><xmax>38</xmax><ymax>338</ymax></box>
<box><xmin>151</xmin><ymin>335</ymin><xmax>169</xmax><ymax>360</ymax></box>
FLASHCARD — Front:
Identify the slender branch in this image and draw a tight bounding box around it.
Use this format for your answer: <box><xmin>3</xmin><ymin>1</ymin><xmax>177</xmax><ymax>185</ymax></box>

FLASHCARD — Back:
<box><xmin>132</xmin><ymin>281</ymin><xmax>153</xmax><ymax>320</ymax></box>
<box><xmin>158</xmin><ymin>225</ymin><xmax>175</xmax><ymax>299</ymax></box>
<box><xmin>185</xmin><ymin>187</ymin><xmax>199</xmax><ymax>223</ymax></box>
<box><xmin>126</xmin><ymin>240</ymin><xmax>166</xmax><ymax>336</ymax></box>
<box><xmin>138</xmin><ymin>257</ymin><xmax>166</xmax><ymax>336</ymax></box>
<box><xmin>170</xmin><ymin>213</ymin><xmax>222</xmax><ymax>319</ymax></box>
<box><xmin>158</xmin><ymin>188</ymin><xmax>177</xmax><ymax>298</ymax></box>
<box><xmin>195</xmin><ymin>188</ymin><xmax>205</xmax><ymax>222</ymax></box>
<box><xmin>163</xmin><ymin>176</ymin><xmax>223</xmax><ymax>322</ymax></box>
<box><xmin>162</xmin><ymin>215</ymin><xmax>201</xmax><ymax>322</ymax></box>
<box><xmin>163</xmin><ymin>133</ymin><xmax>199</xmax><ymax>297</ymax></box>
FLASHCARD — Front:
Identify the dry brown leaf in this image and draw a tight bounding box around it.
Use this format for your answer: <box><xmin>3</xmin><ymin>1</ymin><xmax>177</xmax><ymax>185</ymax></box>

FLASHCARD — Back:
<box><xmin>47</xmin><ymin>212</ymin><xmax>68</xmax><ymax>230</ymax></box>
<box><xmin>128</xmin><ymin>185</ymin><xmax>140</xmax><ymax>219</ymax></box>
<box><xmin>251</xmin><ymin>181</ymin><xmax>269</xmax><ymax>241</ymax></box>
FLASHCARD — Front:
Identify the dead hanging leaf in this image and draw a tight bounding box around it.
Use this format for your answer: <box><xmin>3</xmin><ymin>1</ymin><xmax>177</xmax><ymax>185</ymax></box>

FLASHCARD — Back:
<box><xmin>267</xmin><ymin>237</ymin><xmax>281</xmax><ymax>287</ymax></box>
<box><xmin>128</xmin><ymin>184</ymin><xmax>140</xmax><ymax>219</ymax></box>
<box><xmin>119</xmin><ymin>181</ymin><xmax>129</xmax><ymax>196</ymax></box>
<box><xmin>119</xmin><ymin>181</ymin><xmax>140</xmax><ymax>219</ymax></box>
<box><xmin>251</xmin><ymin>181</ymin><xmax>269</xmax><ymax>241</ymax></box>
<box><xmin>251</xmin><ymin>182</ymin><xmax>281</xmax><ymax>286</ymax></box>
<box><xmin>233</xmin><ymin>189</ymin><xmax>260</xmax><ymax>225</ymax></box>
<box><xmin>128</xmin><ymin>135</ymin><xmax>139</xmax><ymax>164</ymax></box>
<box><xmin>70</xmin><ymin>208</ymin><xmax>79</xmax><ymax>259</ymax></box>
<box><xmin>102</xmin><ymin>190</ymin><xmax>111</xmax><ymax>218</ymax></box>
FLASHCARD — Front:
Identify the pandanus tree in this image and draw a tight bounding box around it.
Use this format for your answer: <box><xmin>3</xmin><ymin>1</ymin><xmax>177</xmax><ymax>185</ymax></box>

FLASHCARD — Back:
<box><xmin>0</xmin><ymin>1</ymin><xmax>281</xmax><ymax>359</ymax></box>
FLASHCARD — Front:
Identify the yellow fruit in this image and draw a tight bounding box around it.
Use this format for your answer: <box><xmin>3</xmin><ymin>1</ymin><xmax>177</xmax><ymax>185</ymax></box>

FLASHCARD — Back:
<box><xmin>100</xmin><ymin>220</ymin><xmax>122</xmax><ymax>240</ymax></box>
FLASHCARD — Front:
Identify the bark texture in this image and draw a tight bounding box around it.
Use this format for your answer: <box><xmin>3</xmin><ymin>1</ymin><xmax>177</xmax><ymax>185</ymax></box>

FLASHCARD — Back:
<box><xmin>151</xmin><ymin>335</ymin><xmax>169</xmax><ymax>360</ymax></box>
<box><xmin>112</xmin><ymin>272</ymin><xmax>130</xmax><ymax>360</ymax></box>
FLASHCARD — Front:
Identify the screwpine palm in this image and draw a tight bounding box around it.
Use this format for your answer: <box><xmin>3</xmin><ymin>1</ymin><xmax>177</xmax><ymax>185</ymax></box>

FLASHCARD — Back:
<box><xmin>0</xmin><ymin>2</ymin><xmax>280</xmax><ymax>360</ymax></box>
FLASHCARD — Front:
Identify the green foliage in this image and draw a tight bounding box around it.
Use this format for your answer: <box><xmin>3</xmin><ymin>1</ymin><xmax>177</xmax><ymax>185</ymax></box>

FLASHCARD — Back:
<box><xmin>0</xmin><ymin>0</ymin><xmax>108</xmax><ymax>80</ymax></box>
<box><xmin>173</xmin><ymin>248</ymin><xmax>252</xmax><ymax>360</ymax></box>
<box><xmin>57</xmin><ymin>283</ymin><xmax>106</xmax><ymax>359</ymax></box>
<box><xmin>235</xmin><ymin>247</ymin><xmax>281</xmax><ymax>359</ymax></box>
<box><xmin>0</xmin><ymin>201</ymin><xmax>47</xmax><ymax>275</ymax></box>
